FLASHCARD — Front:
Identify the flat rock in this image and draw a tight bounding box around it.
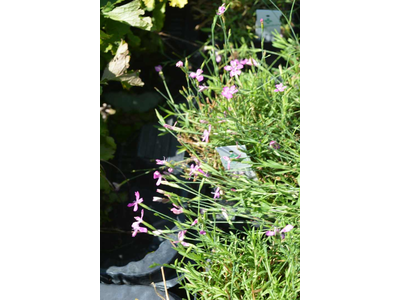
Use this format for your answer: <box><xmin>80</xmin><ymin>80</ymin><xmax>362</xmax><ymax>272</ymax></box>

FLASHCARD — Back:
<box><xmin>100</xmin><ymin>284</ymin><xmax>182</xmax><ymax>300</ymax></box>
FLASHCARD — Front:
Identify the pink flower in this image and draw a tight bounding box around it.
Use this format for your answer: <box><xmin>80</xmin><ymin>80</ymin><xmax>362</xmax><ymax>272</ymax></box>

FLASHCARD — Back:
<box><xmin>199</xmin><ymin>230</ymin><xmax>206</xmax><ymax>235</ymax></box>
<box><xmin>189</xmin><ymin>69</ymin><xmax>204</xmax><ymax>82</ymax></box>
<box><xmin>174</xmin><ymin>230</ymin><xmax>192</xmax><ymax>247</ymax></box>
<box><xmin>246</xmin><ymin>58</ymin><xmax>259</xmax><ymax>66</ymax></box>
<box><xmin>168</xmin><ymin>167</ymin><xmax>174</xmax><ymax>173</ymax></box>
<box><xmin>265</xmin><ymin>228</ymin><xmax>278</xmax><ymax>236</ymax></box>
<box><xmin>265</xmin><ymin>225</ymin><xmax>294</xmax><ymax>239</ymax></box>
<box><xmin>202</xmin><ymin>125</ymin><xmax>211</xmax><ymax>143</ymax></box>
<box><xmin>260</xmin><ymin>18</ymin><xmax>264</xmax><ymax>24</ymax></box>
<box><xmin>155</xmin><ymin>65</ymin><xmax>162</xmax><ymax>72</ymax></box>
<box><xmin>200</xmin><ymin>120</ymin><xmax>208</xmax><ymax>123</ymax></box>
<box><xmin>189</xmin><ymin>163</ymin><xmax>199</xmax><ymax>176</ymax></box>
<box><xmin>127</xmin><ymin>191</ymin><xmax>144</xmax><ymax>212</ymax></box>
<box><xmin>239</xmin><ymin>58</ymin><xmax>248</xmax><ymax>65</ymax></box>
<box><xmin>281</xmin><ymin>224</ymin><xmax>294</xmax><ymax>233</ymax></box>
<box><xmin>221</xmin><ymin>85</ymin><xmax>238</xmax><ymax>100</ymax></box>
<box><xmin>231</xmin><ymin>188</ymin><xmax>236</xmax><ymax>191</ymax></box>
<box><xmin>212</xmin><ymin>187</ymin><xmax>220</xmax><ymax>199</ymax></box>
<box><xmin>199</xmin><ymin>85</ymin><xmax>208</xmax><ymax>92</ymax></box>
<box><xmin>274</xmin><ymin>83</ymin><xmax>287</xmax><ymax>92</ymax></box>
<box><xmin>216</xmin><ymin>54</ymin><xmax>221</xmax><ymax>63</ymax></box>
<box><xmin>156</xmin><ymin>157</ymin><xmax>167</xmax><ymax>165</ymax></box>
<box><xmin>171</xmin><ymin>203</ymin><xmax>184</xmax><ymax>215</ymax></box>
<box><xmin>191</xmin><ymin>219</ymin><xmax>198</xmax><ymax>226</ymax></box>
<box><xmin>176</xmin><ymin>61</ymin><xmax>183</xmax><ymax>67</ymax></box>
<box><xmin>217</xmin><ymin>3</ymin><xmax>226</xmax><ymax>15</ymax></box>
<box><xmin>269</xmin><ymin>141</ymin><xmax>280</xmax><ymax>149</ymax></box>
<box><xmin>224</xmin><ymin>59</ymin><xmax>244</xmax><ymax>77</ymax></box>
<box><xmin>153</xmin><ymin>171</ymin><xmax>163</xmax><ymax>186</ymax></box>
<box><xmin>131</xmin><ymin>209</ymin><xmax>148</xmax><ymax>237</ymax></box>
<box><xmin>222</xmin><ymin>156</ymin><xmax>231</xmax><ymax>170</ymax></box>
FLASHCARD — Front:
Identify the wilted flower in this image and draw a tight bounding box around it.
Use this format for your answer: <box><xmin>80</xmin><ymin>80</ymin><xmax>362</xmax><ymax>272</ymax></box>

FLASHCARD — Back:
<box><xmin>221</xmin><ymin>85</ymin><xmax>238</xmax><ymax>100</ymax></box>
<box><xmin>189</xmin><ymin>69</ymin><xmax>204</xmax><ymax>82</ymax></box>
<box><xmin>171</xmin><ymin>203</ymin><xmax>184</xmax><ymax>215</ymax></box>
<box><xmin>274</xmin><ymin>83</ymin><xmax>287</xmax><ymax>92</ymax></box>
<box><xmin>217</xmin><ymin>3</ymin><xmax>226</xmax><ymax>15</ymax></box>
<box><xmin>152</xmin><ymin>196</ymin><xmax>170</xmax><ymax>204</ymax></box>
<box><xmin>224</xmin><ymin>59</ymin><xmax>244</xmax><ymax>77</ymax></box>
<box><xmin>127</xmin><ymin>191</ymin><xmax>143</xmax><ymax>212</ymax></box>
<box><xmin>199</xmin><ymin>85</ymin><xmax>209</xmax><ymax>92</ymax></box>
<box><xmin>163</xmin><ymin>121</ymin><xmax>180</xmax><ymax>130</ymax></box>
<box><xmin>155</xmin><ymin>65</ymin><xmax>162</xmax><ymax>72</ymax></box>
<box><xmin>221</xmin><ymin>208</ymin><xmax>229</xmax><ymax>220</ymax></box>
<box><xmin>131</xmin><ymin>209</ymin><xmax>148</xmax><ymax>237</ymax></box>
<box><xmin>269</xmin><ymin>141</ymin><xmax>280</xmax><ymax>149</ymax></box>
<box><xmin>176</xmin><ymin>61</ymin><xmax>183</xmax><ymax>67</ymax></box>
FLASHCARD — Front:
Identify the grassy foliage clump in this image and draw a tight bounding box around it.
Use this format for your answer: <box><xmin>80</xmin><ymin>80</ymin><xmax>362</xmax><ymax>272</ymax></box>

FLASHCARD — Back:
<box><xmin>139</xmin><ymin>6</ymin><xmax>300</xmax><ymax>299</ymax></box>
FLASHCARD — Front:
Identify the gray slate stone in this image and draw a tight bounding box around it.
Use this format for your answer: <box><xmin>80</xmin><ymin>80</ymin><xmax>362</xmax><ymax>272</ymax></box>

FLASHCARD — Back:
<box><xmin>100</xmin><ymin>284</ymin><xmax>182</xmax><ymax>300</ymax></box>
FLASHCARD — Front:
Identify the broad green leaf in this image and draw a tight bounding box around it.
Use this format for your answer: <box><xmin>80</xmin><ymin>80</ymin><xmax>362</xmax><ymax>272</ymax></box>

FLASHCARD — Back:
<box><xmin>102</xmin><ymin>0</ymin><xmax>152</xmax><ymax>31</ymax></box>
<box><xmin>151</xmin><ymin>2</ymin><xmax>166</xmax><ymax>32</ymax></box>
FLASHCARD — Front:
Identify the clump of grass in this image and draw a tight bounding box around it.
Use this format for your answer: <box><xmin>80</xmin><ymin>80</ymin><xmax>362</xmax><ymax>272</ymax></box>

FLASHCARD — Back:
<box><xmin>137</xmin><ymin>4</ymin><xmax>300</xmax><ymax>299</ymax></box>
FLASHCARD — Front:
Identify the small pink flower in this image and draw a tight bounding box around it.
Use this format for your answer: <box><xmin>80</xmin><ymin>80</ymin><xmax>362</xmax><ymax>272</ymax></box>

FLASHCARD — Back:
<box><xmin>231</xmin><ymin>188</ymin><xmax>236</xmax><ymax>191</ymax></box>
<box><xmin>198</xmin><ymin>168</ymin><xmax>210</xmax><ymax>177</ymax></box>
<box><xmin>153</xmin><ymin>171</ymin><xmax>163</xmax><ymax>186</ymax></box>
<box><xmin>239</xmin><ymin>58</ymin><xmax>248</xmax><ymax>65</ymax></box>
<box><xmin>216</xmin><ymin>54</ymin><xmax>221</xmax><ymax>63</ymax></box>
<box><xmin>189</xmin><ymin>69</ymin><xmax>204</xmax><ymax>82</ymax></box>
<box><xmin>260</xmin><ymin>18</ymin><xmax>264</xmax><ymax>24</ymax></box>
<box><xmin>168</xmin><ymin>167</ymin><xmax>174</xmax><ymax>173</ymax></box>
<box><xmin>156</xmin><ymin>157</ymin><xmax>167</xmax><ymax>165</ymax></box>
<box><xmin>199</xmin><ymin>230</ymin><xmax>206</xmax><ymax>235</ymax></box>
<box><xmin>131</xmin><ymin>209</ymin><xmax>147</xmax><ymax>237</ymax></box>
<box><xmin>212</xmin><ymin>187</ymin><xmax>220</xmax><ymax>199</ymax></box>
<box><xmin>155</xmin><ymin>65</ymin><xmax>162</xmax><ymax>72</ymax></box>
<box><xmin>265</xmin><ymin>228</ymin><xmax>278</xmax><ymax>236</ymax></box>
<box><xmin>217</xmin><ymin>3</ymin><xmax>226</xmax><ymax>15</ymax></box>
<box><xmin>199</xmin><ymin>85</ymin><xmax>209</xmax><ymax>92</ymax></box>
<box><xmin>171</xmin><ymin>203</ymin><xmax>184</xmax><ymax>215</ymax></box>
<box><xmin>200</xmin><ymin>120</ymin><xmax>208</xmax><ymax>123</ymax></box>
<box><xmin>176</xmin><ymin>61</ymin><xmax>183</xmax><ymax>67</ymax></box>
<box><xmin>269</xmin><ymin>141</ymin><xmax>280</xmax><ymax>149</ymax></box>
<box><xmin>224</xmin><ymin>59</ymin><xmax>244</xmax><ymax>77</ymax></box>
<box><xmin>281</xmin><ymin>224</ymin><xmax>294</xmax><ymax>233</ymax></box>
<box><xmin>246</xmin><ymin>58</ymin><xmax>259</xmax><ymax>66</ymax></box>
<box><xmin>274</xmin><ymin>83</ymin><xmax>287</xmax><ymax>92</ymax></box>
<box><xmin>202</xmin><ymin>125</ymin><xmax>211</xmax><ymax>143</ymax></box>
<box><xmin>174</xmin><ymin>230</ymin><xmax>192</xmax><ymax>247</ymax></box>
<box><xmin>222</xmin><ymin>156</ymin><xmax>231</xmax><ymax>170</ymax></box>
<box><xmin>191</xmin><ymin>219</ymin><xmax>198</xmax><ymax>226</ymax></box>
<box><xmin>221</xmin><ymin>85</ymin><xmax>238</xmax><ymax>100</ymax></box>
<box><xmin>127</xmin><ymin>191</ymin><xmax>143</xmax><ymax>212</ymax></box>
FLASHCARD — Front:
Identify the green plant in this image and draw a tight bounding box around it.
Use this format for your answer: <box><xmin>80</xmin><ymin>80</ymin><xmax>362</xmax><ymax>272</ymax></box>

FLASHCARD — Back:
<box><xmin>128</xmin><ymin>3</ymin><xmax>300</xmax><ymax>298</ymax></box>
